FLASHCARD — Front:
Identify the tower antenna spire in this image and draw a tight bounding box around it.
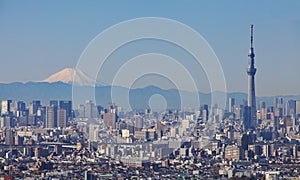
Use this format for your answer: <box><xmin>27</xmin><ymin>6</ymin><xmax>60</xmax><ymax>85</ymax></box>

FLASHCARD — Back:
<box><xmin>250</xmin><ymin>24</ymin><xmax>253</xmax><ymax>48</ymax></box>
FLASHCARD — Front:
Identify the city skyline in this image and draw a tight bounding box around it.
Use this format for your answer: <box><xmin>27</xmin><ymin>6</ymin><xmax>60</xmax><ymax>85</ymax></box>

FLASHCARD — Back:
<box><xmin>1</xmin><ymin>89</ymin><xmax>300</xmax><ymax>179</ymax></box>
<box><xmin>0</xmin><ymin>1</ymin><xmax>300</xmax><ymax>96</ymax></box>
<box><xmin>1</xmin><ymin>1</ymin><xmax>300</xmax><ymax>179</ymax></box>
<box><xmin>0</xmin><ymin>27</ymin><xmax>300</xmax><ymax>178</ymax></box>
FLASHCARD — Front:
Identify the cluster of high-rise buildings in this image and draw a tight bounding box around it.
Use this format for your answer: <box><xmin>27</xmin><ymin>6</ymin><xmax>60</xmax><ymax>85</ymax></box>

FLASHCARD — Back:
<box><xmin>0</xmin><ymin>100</ymin><xmax>72</xmax><ymax>129</ymax></box>
<box><xmin>228</xmin><ymin>97</ymin><xmax>300</xmax><ymax>129</ymax></box>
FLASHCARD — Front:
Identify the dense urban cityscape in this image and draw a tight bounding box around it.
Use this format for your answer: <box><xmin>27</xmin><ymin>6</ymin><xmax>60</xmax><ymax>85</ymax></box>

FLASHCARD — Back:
<box><xmin>1</xmin><ymin>94</ymin><xmax>300</xmax><ymax>179</ymax></box>
<box><xmin>1</xmin><ymin>1</ymin><xmax>300</xmax><ymax>180</ymax></box>
<box><xmin>0</xmin><ymin>23</ymin><xmax>299</xmax><ymax>180</ymax></box>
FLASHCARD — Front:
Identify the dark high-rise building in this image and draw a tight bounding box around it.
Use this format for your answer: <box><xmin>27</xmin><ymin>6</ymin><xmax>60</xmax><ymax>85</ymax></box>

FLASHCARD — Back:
<box><xmin>200</xmin><ymin>104</ymin><xmax>209</xmax><ymax>121</ymax></box>
<box><xmin>17</xmin><ymin>101</ymin><xmax>26</xmax><ymax>111</ymax></box>
<box><xmin>16</xmin><ymin>101</ymin><xmax>26</xmax><ymax>117</ymax></box>
<box><xmin>228</xmin><ymin>97</ymin><xmax>235</xmax><ymax>113</ymax></box>
<box><xmin>46</xmin><ymin>105</ymin><xmax>57</xmax><ymax>128</ymax></box>
<box><xmin>296</xmin><ymin>101</ymin><xmax>300</xmax><ymax>118</ymax></box>
<box><xmin>29</xmin><ymin>100</ymin><xmax>41</xmax><ymax>115</ymax></box>
<box><xmin>5</xmin><ymin>129</ymin><xmax>14</xmax><ymax>145</ymax></box>
<box><xmin>28</xmin><ymin>115</ymin><xmax>36</xmax><ymax>126</ymax></box>
<box><xmin>274</xmin><ymin>97</ymin><xmax>284</xmax><ymax>118</ymax></box>
<box><xmin>59</xmin><ymin>100</ymin><xmax>72</xmax><ymax>119</ymax></box>
<box><xmin>50</xmin><ymin>100</ymin><xmax>58</xmax><ymax>107</ymax></box>
<box><xmin>286</xmin><ymin>99</ymin><xmax>296</xmax><ymax>117</ymax></box>
<box><xmin>274</xmin><ymin>97</ymin><xmax>283</xmax><ymax>109</ymax></box>
<box><xmin>57</xmin><ymin>108</ymin><xmax>67</xmax><ymax>128</ymax></box>
<box><xmin>259</xmin><ymin>101</ymin><xmax>266</xmax><ymax>110</ymax></box>
<box><xmin>245</xmin><ymin>25</ymin><xmax>257</xmax><ymax>129</ymax></box>
<box><xmin>18</xmin><ymin>116</ymin><xmax>28</xmax><ymax>126</ymax></box>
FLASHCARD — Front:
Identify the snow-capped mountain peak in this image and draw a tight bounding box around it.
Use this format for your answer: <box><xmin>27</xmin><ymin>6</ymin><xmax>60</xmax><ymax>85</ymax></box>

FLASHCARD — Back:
<box><xmin>41</xmin><ymin>68</ymin><xmax>95</xmax><ymax>86</ymax></box>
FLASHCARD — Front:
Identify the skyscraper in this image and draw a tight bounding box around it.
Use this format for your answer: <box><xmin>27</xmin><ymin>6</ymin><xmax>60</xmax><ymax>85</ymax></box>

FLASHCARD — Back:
<box><xmin>29</xmin><ymin>100</ymin><xmax>41</xmax><ymax>115</ymax></box>
<box><xmin>245</xmin><ymin>25</ymin><xmax>257</xmax><ymax>129</ymax></box>
<box><xmin>228</xmin><ymin>97</ymin><xmax>235</xmax><ymax>113</ymax></box>
<box><xmin>296</xmin><ymin>101</ymin><xmax>300</xmax><ymax>118</ymax></box>
<box><xmin>274</xmin><ymin>97</ymin><xmax>284</xmax><ymax>118</ymax></box>
<box><xmin>1</xmin><ymin>100</ymin><xmax>12</xmax><ymax>116</ymax></box>
<box><xmin>103</xmin><ymin>103</ymin><xmax>117</xmax><ymax>130</ymax></box>
<box><xmin>85</xmin><ymin>100</ymin><xmax>93</xmax><ymax>118</ymax></box>
<box><xmin>50</xmin><ymin>100</ymin><xmax>58</xmax><ymax>107</ymax></box>
<box><xmin>46</xmin><ymin>105</ymin><xmax>57</xmax><ymax>128</ymax></box>
<box><xmin>77</xmin><ymin>104</ymin><xmax>85</xmax><ymax>118</ymax></box>
<box><xmin>134</xmin><ymin>114</ymin><xmax>143</xmax><ymax>131</ymax></box>
<box><xmin>57</xmin><ymin>108</ymin><xmax>67</xmax><ymax>128</ymax></box>
<box><xmin>286</xmin><ymin>99</ymin><xmax>296</xmax><ymax>117</ymax></box>
<box><xmin>201</xmin><ymin>104</ymin><xmax>209</xmax><ymax>121</ymax></box>
<box><xmin>59</xmin><ymin>100</ymin><xmax>72</xmax><ymax>120</ymax></box>
<box><xmin>5</xmin><ymin>129</ymin><xmax>14</xmax><ymax>145</ymax></box>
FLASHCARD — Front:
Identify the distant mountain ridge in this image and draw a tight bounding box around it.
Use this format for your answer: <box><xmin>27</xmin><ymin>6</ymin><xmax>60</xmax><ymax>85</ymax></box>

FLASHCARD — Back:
<box><xmin>0</xmin><ymin>81</ymin><xmax>300</xmax><ymax>110</ymax></box>
<box><xmin>0</xmin><ymin>68</ymin><xmax>298</xmax><ymax>109</ymax></box>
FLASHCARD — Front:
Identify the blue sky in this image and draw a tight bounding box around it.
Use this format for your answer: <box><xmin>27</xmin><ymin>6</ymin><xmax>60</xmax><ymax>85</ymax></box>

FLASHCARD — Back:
<box><xmin>0</xmin><ymin>0</ymin><xmax>299</xmax><ymax>96</ymax></box>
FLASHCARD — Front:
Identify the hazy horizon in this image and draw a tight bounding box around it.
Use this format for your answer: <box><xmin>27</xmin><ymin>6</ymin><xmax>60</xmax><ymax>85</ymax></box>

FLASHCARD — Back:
<box><xmin>0</xmin><ymin>1</ymin><xmax>299</xmax><ymax>96</ymax></box>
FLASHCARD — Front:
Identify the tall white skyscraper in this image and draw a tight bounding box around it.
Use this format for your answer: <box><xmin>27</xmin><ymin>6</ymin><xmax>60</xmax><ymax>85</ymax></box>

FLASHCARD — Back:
<box><xmin>1</xmin><ymin>100</ymin><xmax>12</xmax><ymax>115</ymax></box>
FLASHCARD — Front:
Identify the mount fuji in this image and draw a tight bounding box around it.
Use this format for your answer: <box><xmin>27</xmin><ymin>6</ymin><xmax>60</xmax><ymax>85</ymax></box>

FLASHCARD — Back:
<box><xmin>41</xmin><ymin>68</ymin><xmax>95</xmax><ymax>86</ymax></box>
